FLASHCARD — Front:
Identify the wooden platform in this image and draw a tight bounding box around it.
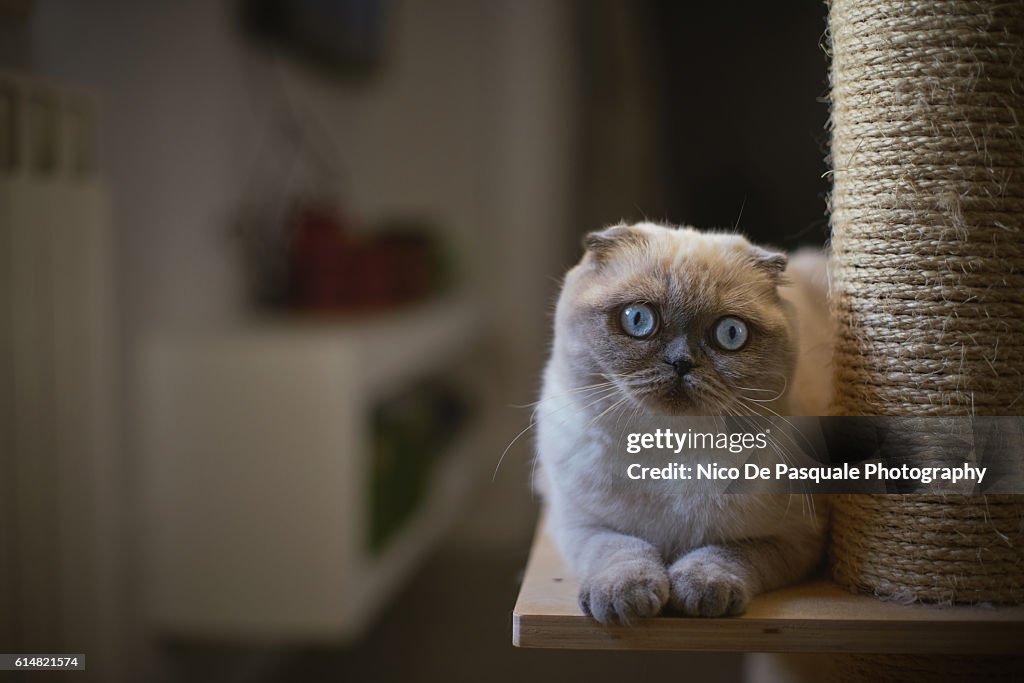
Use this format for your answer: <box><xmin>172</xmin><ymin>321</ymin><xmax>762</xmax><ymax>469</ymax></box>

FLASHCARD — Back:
<box><xmin>513</xmin><ymin>530</ymin><xmax>1024</xmax><ymax>654</ymax></box>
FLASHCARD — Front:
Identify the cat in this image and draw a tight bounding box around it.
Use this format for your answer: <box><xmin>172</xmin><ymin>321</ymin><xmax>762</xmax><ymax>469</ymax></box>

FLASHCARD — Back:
<box><xmin>534</xmin><ymin>222</ymin><xmax>832</xmax><ymax>623</ymax></box>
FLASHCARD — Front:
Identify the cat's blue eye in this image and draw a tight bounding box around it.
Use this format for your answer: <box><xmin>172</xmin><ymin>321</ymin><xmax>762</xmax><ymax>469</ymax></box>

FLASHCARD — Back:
<box><xmin>714</xmin><ymin>316</ymin><xmax>749</xmax><ymax>351</ymax></box>
<box><xmin>620</xmin><ymin>303</ymin><xmax>658</xmax><ymax>338</ymax></box>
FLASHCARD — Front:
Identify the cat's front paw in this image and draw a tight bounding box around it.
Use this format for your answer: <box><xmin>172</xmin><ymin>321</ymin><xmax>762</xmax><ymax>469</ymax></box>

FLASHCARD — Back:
<box><xmin>578</xmin><ymin>561</ymin><xmax>669</xmax><ymax>625</ymax></box>
<box><xmin>668</xmin><ymin>551</ymin><xmax>751</xmax><ymax>617</ymax></box>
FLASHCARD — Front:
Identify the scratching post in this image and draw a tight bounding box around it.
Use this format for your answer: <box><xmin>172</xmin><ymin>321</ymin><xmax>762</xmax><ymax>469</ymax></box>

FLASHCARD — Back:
<box><xmin>830</xmin><ymin>495</ymin><xmax>1024</xmax><ymax>604</ymax></box>
<box><xmin>827</xmin><ymin>0</ymin><xmax>1024</xmax><ymax>615</ymax></box>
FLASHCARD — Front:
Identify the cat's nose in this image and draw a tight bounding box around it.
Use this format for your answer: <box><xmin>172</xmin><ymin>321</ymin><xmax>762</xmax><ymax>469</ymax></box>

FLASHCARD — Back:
<box><xmin>669</xmin><ymin>358</ymin><xmax>695</xmax><ymax>377</ymax></box>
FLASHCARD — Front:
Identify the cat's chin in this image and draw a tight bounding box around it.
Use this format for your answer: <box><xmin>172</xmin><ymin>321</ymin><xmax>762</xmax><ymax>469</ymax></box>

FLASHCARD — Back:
<box><xmin>637</xmin><ymin>391</ymin><xmax>707</xmax><ymax>417</ymax></box>
<box><xmin>629</xmin><ymin>378</ymin><xmax>736</xmax><ymax>416</ymax></box>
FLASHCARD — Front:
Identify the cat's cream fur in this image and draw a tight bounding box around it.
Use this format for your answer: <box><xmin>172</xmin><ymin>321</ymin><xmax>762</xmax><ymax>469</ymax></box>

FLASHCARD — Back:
<box><xmin>535</xmin><ymin>222</ymin><xmax>832</xmax><ymax>623</ymax></box>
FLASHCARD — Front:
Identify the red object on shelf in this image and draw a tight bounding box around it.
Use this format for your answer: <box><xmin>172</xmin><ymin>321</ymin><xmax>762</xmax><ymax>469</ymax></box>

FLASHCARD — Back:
<box><xmin>289</xmin><ymin>204</ymin><xmax>434</xmax><ymax>312</ymax></box>
<box><xmin>290</xmin><ymin>204</ymin><xmax>355</xmax><ymax>310</ymax></box>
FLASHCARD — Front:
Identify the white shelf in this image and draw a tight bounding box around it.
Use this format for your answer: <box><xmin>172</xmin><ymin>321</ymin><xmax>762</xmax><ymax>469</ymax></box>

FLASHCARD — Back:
<box><xmin>138</xmin><ymin>294</ymin><xmax>489</xmax><ymax>641</ymax></box>
<box><xmin>174</xmin><ymin>294</ymin><xmax>484</xmax><ymax>397</ymax></box>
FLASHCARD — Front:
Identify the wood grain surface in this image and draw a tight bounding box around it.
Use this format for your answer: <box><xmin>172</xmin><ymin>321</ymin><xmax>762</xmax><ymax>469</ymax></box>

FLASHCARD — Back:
<box><xmin>513</xmin><ymin>529</ymin><xmax>1024</xmax><ymax>654</ymax></box>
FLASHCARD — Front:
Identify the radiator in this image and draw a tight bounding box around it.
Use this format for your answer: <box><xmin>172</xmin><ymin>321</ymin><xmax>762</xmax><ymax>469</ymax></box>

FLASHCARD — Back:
<box><xmin>0</xmin><ymin>71</ymin><xmax>116</xmax><ymax>675</ymax></box>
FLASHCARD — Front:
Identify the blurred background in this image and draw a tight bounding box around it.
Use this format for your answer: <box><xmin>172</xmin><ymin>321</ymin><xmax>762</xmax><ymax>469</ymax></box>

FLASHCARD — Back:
<box><xmin>1</xmin><ymin>1</ymin><xmax>829</xmax><ymax>680</ymax></box>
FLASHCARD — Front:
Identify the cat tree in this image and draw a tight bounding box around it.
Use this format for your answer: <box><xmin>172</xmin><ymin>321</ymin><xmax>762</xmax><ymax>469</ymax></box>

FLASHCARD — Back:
<box><xmin>511</xmin><ymin>0</ymin><xmax>1023</xmax><ymax>678</ymax></box>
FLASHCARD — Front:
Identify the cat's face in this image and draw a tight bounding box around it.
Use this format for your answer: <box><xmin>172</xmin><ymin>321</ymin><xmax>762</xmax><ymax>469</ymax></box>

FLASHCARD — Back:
<box><xmin>555</xmin><ymin>223</ymin><xmax>797</xmax><ymax>416</ymax></box>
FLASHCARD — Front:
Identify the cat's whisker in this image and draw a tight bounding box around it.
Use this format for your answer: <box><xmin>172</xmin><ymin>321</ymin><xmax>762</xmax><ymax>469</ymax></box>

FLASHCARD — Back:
<box><xmin>735</xmin><ymin>395</ymin><xmax>816</xmax><ymax>453</ymax></box>
<box><xmin>731</xmin><ymin>403</ymin><xmax>818</xmax><ymax>519</ymax></box>
<box><xmin>588</xmin><ymin>396</ymin><xmax>630</xmax><ymax>427</ymax></box>
<box><xmin>722</xmin><ymin>405</ymin><xmax>816</xmax><ymax>521</ymax></box>
<box><xmin>610</xmin><ymin>398</ymin><xmax>634</xmax><ymax>426</ymax></box>
<box><xmin>730</xmin><ymin>399</ymin><xmax>796</xmax><ymax>457</ymax></box>
<box><xmin>612</xmin><ymin>390</ymin><xmax>643</xmax><ymax>434</ymax></box>
<box><xmin>534</xmin><ymin>382</ymin><xmax>623</xmax><ymax>417</ymax></box>
<box><xmin>493</xmin><ymin>419</ymin><xmax>538</xmax><ymax>482</ymax></box>
<box><xmin>738</xmin><ymin>395</ymin><xmax>781</xmax><ymax>404</ymax></box>
<box><xmin>496</xmin><ymin>382</ymin><xmax>628</xmax><ymax>481</ymax></box>
<box><xmin>804</xmin><ymin>493</ymin><xmax>816</xmax><ymax>522</ymax></box>
<box><xmin>710</xmin><ymin>402</ymin><xmax>809</xmax><ymax>503</ymax></box>
<box><xmin>706</xmin><ymin>390</ymin><xmax>805</xmax><ymax>478</ymax></box>
<box><xmin>512</xmin><ymin>380</ymin><xmax>620</xmax><ymax>409</ymax></box>
<box><xmin>736</xmin><ymin>373</ymin><xmax>790</xmax><ymax>402</ymax></box>
<box><xmin>542</xmin><ymin>386</ymin><xmax>625</xmax><ymax>431</ymax></box>
<box><xmin>609</xmin><ymin>397</ymin><xmax>637</xmax><ymax>436</ymax></box>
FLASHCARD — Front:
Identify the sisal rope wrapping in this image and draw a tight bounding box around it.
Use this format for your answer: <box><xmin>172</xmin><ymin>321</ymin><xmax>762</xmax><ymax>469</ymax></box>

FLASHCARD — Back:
<box><xmin>831</xmin><ymin>494</ymin><xmax>1024</xmax><ymax>604</ymax></box>
<box><xmin>827</xmin><ymin>0</ymin><xmax>1024</xmax><ymax>611</ymax></box>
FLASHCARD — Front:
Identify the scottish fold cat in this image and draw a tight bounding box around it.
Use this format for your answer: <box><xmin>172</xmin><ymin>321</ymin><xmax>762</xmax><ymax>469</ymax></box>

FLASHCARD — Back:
<box><xmin>535</xmin><ymin>222</ymin><xmax>832</xmax><ymax>623</ymax></box>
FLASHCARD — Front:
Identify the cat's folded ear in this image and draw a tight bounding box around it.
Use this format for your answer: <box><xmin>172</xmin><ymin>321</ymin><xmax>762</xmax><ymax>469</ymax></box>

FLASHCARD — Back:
<box><xmin>583</xmin><ymin>223</ymin><xmax>647</xmax><ymax>263</ymax></box>
<box><xmin>748</xmin><ymin>244</ymin><xmax>788</xmax><ymax>278</ymax></box>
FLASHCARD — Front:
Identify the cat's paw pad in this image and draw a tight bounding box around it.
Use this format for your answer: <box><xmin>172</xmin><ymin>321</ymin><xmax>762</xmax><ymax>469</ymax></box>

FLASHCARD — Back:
<box><xmin>578</xmin><ymin>562</ymin><xmax>669</xmax><ymax>625</ymax></box>
<box><xmin>668</xmin><ymin>555</ymin><xmax>751</xmax><ymax>617</ymax></box>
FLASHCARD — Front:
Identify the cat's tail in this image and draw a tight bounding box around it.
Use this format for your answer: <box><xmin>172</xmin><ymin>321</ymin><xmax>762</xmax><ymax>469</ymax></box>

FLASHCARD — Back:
<box><xmin>786</xmin><ymin>248</ymin><xmax>829</xmax><ymax>307</ymax></box>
